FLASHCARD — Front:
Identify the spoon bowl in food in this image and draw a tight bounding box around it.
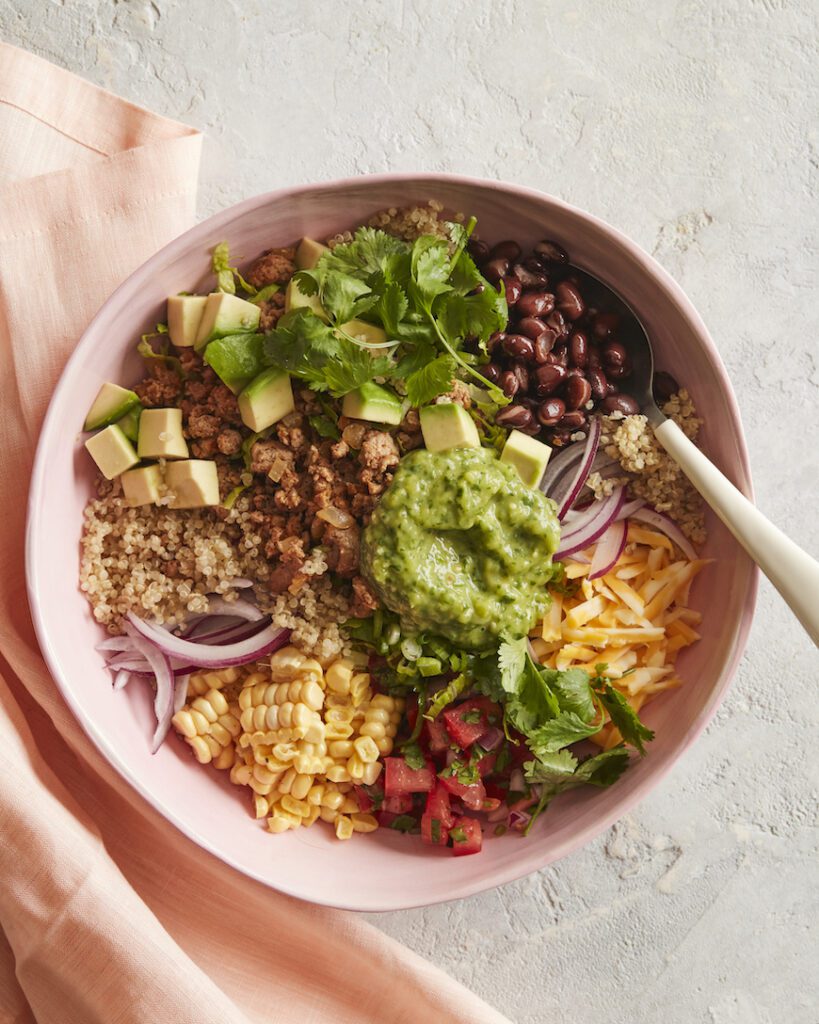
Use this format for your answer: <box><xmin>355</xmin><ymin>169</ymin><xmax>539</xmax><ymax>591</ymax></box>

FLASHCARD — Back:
<box><xmin>26</xmin><ymin>174</ymin><xmax>757</xmax><ymax>910</ymax></box>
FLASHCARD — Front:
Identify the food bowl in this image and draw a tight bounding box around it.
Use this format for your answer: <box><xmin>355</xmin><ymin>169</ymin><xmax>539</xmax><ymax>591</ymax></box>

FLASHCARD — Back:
<box><xmin>26</xmin><ymin>174</ymin><xmax>757</xmax><ymax>911</ymax></box>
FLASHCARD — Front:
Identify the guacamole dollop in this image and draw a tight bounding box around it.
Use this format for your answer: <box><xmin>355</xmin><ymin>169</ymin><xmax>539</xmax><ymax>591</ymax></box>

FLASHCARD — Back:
<box><xmin>360</xmin><ymin>446</ymin><xmax>561</xmax><ymax>649</ymax></box>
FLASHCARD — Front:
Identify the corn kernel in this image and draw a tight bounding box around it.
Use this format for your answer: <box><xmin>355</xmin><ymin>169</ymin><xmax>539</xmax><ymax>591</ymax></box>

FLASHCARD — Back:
<box><xmin>359</xmin><ymin>721</ymin><xmax>386</xmax><ymax>741</ymax></box>
<box><xmin>278</xmin><ymin>767</ymin><xmax>297</xmax><ymax>794</ymax></box>
<box><xmin>325</xmin><ymin>721</ymin><xmax>354</xmax><ymax>741</ymax></box>
<box><xmin>230</xmin><ymin>762</ymin><xmax>253</xmax><ymax>786</ymax></box>
<box><xmin>370</xmin><ymin>694</ymin><xmax>395</xmax><ymax>710</ymax></box>
<box><xmin>329</xmin><ymin>739</ymin><xmax>354</xmax><ymax>759</ymax></box>
<box><xmin>341</xmin><ymin>796</ymin><xmax>359</xmax><ymax>814</ymax></box>
<box><xmin>290</xmin><ymin>772</ymin><xmax>314</xmax><ymax>800</ymax></box>
<box><xmin>346</xmin><ymin>755</ymin><xmax>365</xmax><ymax>781</ymax></box>
<box><xmin>351</xmin><ymin>813</ymin><xmax>379</xmax><ymax>833</ymax></box>
<box><xmin>253</xmin><ymin>794</ymin><xmax>270</xmax><ymax>819</ymax></box>
<box><xmin>272</xmin><ymin>742</ymin><xmax>298</xmax><ymax>763</ymax></box>
<box><xmin>319</xmin><ymin>805</ymin><xmax>339</xmax><ymax>823</ymax></box>
<box><xmin>303</xmin><ymin>805</ymin><xmax>321</xmax><ymax>827</ymax></box>
<box><xmin>189</xmin><ymin>736</ymin><xmax>212</xmax><ymax>764</ymax></box>
<box><xmin>172</xmin><ymin>710</ymin><xmax>197</xmax><ymax>738</ymax></box>
<box><xmin>281</xmin><ymin>794</ymin><xmax>310</xmax><ymax>817</ymax></box>
<box><xmin>325</xmin><ymin>660</ymin><xmax>353</xmax><ymax>694</ymax></box>
<box><xmin>213</xmin><ymin>745</ymin><xmax>235</xmax><ymax>770</ymax></box>
<box><xmin>307</xmin><ymin>784</ymin><xmax>325</xmax><ymax>806</ymax></box>
<box><xmin>244</xmin><ymin>671</ymin><xmax>268</xmax><ymax>687</ymax></box>
<box><xmin>302</xmin><ymin>720</ymin><xmax>325</xmax><ymax>745</ymax></box>
<box><xmin>375</xmin><ymin>736</ymin><xmax>394</xmax><ymax>756</ymax></box>
<box><xmin>248</xmin><ymin>777</ymin><xmax>273</xmax><ymax>795</ymax></box>
<box><xmin>360</xmin><ymin>761</ymin><xmax>383</xmax><ymax>786</ymax></box>
<box><xmin>301</xmin><ymin>680</ymin><xmax>324</xmax><ymax>711</ymax></box>
<box><xmin>354</xmin><ymin>735</ymin><xmax>380</xmax><ymax>764</ymax></box>
<box><xmin>335</xmin><ymin>815</ymin><xmax>354</xmax><ymax>840</ymax></box>
<box><xmin>321</xmin><ymin>788</ymin><xmax>345</xmax><ymax>810</ymax></box>
<box><xmin>350</xmin><ymin>673</ymin><xmax>371</xmax><ymax>707</ymax></box>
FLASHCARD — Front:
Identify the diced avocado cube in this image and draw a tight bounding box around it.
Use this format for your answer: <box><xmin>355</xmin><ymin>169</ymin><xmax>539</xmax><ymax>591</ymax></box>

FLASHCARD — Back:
<box><xmin>121</xmin><ymin>463</ymin><xmax>163</xmax><ymax>506</ymax></box>
<box><xmin>500</xmin><ymin>429</ymin><xmax>552</xmax><ymax>488</ymax></box>
<box><xmin>115</xmin><ymin>403</ymin><xmax>143</xmax><ymax>442</ymax></box>
<box><xmin>137</xmin><ymin>407</ymin><xmax>189</xmax><ymax>460</ymax></box>
<box><xmin>83</xmin><ymin>382</ymin><xmax>140</xmax><ymax>432</ymax></box>
<box><xmin>339</xmin><ymin>319</ymin><xmax>388</xmax><ymax>346</ymax></box>
<box><xmin>238</xmin><ymin>368</ymin><xmax>294</xmax><ymax>432</ymax></box>
<box><xmin>420</xmin><ymin>403</ymin><xmax>480</xmax><ymax>452</ymax></box>
<box><xmin>84</xmin><ymin>424</ymin><xmax>139</xmax><ymax>479</ymax></box>
<box><xmin>165</xmin><ymin>460</ymin><xmax>220</xmax><ymax>509</ymax></box>
<box><xmin>167</xmin><ymin>295</ymin><xmax>207</xmax><ymax>348</ymax></box>
<box><xmin>284</xmin><ymin>276</ymin><xmax>328</xmax><ymax>321</ymax></box>
<box><xmin>342</xmin><ymin>382</ymin><xmax>403</xmax><ymax>426</ymax></box>
<box><xmin>296</xmin><ymin>237</ymin><xmax>329</xmax><ymax>270</ymax></box>
<box><xmin>204</xmin><ymin>333</ymin><xmax>264</xmax><ymax>394</ymax></box>
<box><xmin>194</xmin><ymin>292</ymin><xmax>261</xmax><ymax>352</ymax></box>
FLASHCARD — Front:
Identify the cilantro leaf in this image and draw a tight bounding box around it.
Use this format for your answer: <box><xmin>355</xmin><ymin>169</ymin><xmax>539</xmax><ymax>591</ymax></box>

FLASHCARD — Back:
<box><xmin>596</xmin><ymin>683</ymin><xmax>655</xmax><ymax>755</ymax></box>
<box><xmin>548</xmin><ymin>667</ymin><xmax>597</xmax><ymax>723</ymax></box>
<box><xmin>373</xmin><ymin>281</ymin><xmax>408</xmax><ymax>336</ymax></box>
<box><xmin>527</xmin><ymin>711</ymin><xmax>601</xmax><ymax>755</ymax></box>
<box><xmin>404</xmin><ymin>354</ymin><xmax>457</xmax><ymax>406</ymax></box>
<box><xmin>320</xmin><ymin>271</ymin><xmax>375</xmax><ymax>324</ymax></box>
<box><xmin>522</xmin><ymin>747</ymin><xmax>631</xmax><ymax>835</ymax></box>
<box><xmin>437</xmin><ymin>285</ymin><xmax>508</xmax><ymax>350</ymax></box>
<box><xmin>447</xmin><ymin>250</ymin><xmax>485</xmax><ymax>296</ymax></box>
<box><xmin>523</xmin><ymin>748</ymin><xmax>578</xmax><ymax>785</ymax></box>
<box><xmin>504</xmin><ymin>653</ymin><xmax>561</xmax><ymax>735</ymax></box>
<box><xmin>393</xmin><ymin>342</ymin><xmax>439</xmax><ymax>380</ymax></box>
<box><xmin>321</xmin><ymin>339</ymin><xmax>393</xmax><ymax>397</ymax></box>
<box><xmin>498</xmin><ymin>637</ymin><xmax>528</xmax><ymax>695</ymax></box>
<box><xmin>573</xmin><ymin>746</ymin><xmax>631</xmax><ymax>787</ymax></box>
<box><xmin>410</xmin><ymin>236</ymin><xmax>453</xmax><ymax>310</ymax></box>
<box><xmin>402</xmin><ymin>741</ymin><xmax>426</xmax><ymax>771</ymax></box>
<box><xmin>320</xmin><ymin>228</ymin><xmax>409</xmax><ymax>279</ymax></box>
<box><xmin>390</xmin><ymin>814</ymin><xmax>420</xmax><ymax>834</ymax></box>
<box><xmin>308</xmin><ymin>414</ymin><xmax>340</xmax><ymax>439</ymax></box>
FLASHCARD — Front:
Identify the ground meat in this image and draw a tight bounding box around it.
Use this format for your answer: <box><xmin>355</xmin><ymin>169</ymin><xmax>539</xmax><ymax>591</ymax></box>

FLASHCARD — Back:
<box><xmin>322</xmin><ymin>523</ymin><xmax>360</xmax><ymax>578</ymax></box>
<box><xmin>187</xmin><ymin>411</ymin><xmax>221</xmax><ymax>438</ymax></box>
<box><xmin>276</xmin><ymin>412</ymin><xmax>309</xmax><ymax>452</ymax></box>
<box><xmin>190</xmin><ymin>438</ymin><xmax>218</xmax><ymax>459</ymax></box>
<box><xmin>134</xmin><ymin>363</ymin><xmax>181</xmax><ymax>407</ymax></box>
<box><xmin>259</xmin><ymin>300</ymin><xmax>285</xmax><ymax>332</ymax></box>
<box><xmin>245</xmin><ymin>247</ymin><xmax>297</xmax><ymax>289</ymax></box>
<box><xmin>359</xmin><ymin>430</ymin><xmax>400</xmax><ymax>476</ymax></box>
<box><xmin>217</xmin><ymin>429</ymin><xmax>242</xmax><ymax>456</ymax></box>
<box><xmin>350</xmin><ymin>575</ymin><xmax>378</xmax><ymax>618</ymax></box>
<box><xmin>434</xmin><ymin>379</ymin><xmax>471</xmax><ymax>408</ymax></box>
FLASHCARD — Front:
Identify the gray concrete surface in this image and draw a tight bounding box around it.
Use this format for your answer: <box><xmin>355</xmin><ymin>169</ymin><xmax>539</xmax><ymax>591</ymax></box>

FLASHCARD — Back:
<box><xmin>3</xmin><ymin>1</ymin><xmax>817</xmax><ymax>1021</ymax></box>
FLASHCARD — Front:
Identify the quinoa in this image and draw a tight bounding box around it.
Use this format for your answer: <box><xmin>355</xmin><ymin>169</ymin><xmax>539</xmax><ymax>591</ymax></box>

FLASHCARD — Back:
<box><xmin>80</xmin><ymin>488</ymin><xmax>350</xmax><ymax>660</ymax></box>
<box><xmin>587</xmin><ymin>389</ymin><xmax>705</xmax><ymax>543</ymax></box>
<box><xmin>327</xmin><ymin>199</ymin><xmax>464</xmax><ymax>248</ymax></box>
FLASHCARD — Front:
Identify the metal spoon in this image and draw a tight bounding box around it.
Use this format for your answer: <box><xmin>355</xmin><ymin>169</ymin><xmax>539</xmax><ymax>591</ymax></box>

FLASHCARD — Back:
<box><xmin>570</xmin><ymin>267</ymin><xmax>819</xmax><ymax>647</ymax></box>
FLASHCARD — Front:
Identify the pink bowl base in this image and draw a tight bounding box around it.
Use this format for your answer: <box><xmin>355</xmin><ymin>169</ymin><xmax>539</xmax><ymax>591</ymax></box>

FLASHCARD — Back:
<box><xmin>26</xmin><ymin>175</ymin><xmax>757</xmax><ymax>911</ymax></box>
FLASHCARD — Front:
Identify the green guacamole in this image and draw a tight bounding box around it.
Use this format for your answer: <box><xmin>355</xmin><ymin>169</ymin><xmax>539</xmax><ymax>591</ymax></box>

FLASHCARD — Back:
<box><xmin>360</xmin><ymin>446</ymin><xmax>561</xmax><ymax>649</ymax></box>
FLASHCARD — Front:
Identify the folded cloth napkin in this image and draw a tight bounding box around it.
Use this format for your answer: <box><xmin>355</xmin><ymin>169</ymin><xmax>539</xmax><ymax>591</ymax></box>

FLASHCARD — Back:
<box><xmin>0</xmin><ymin>43</ymin><xmax>510</xmax><ymax>1024</ymax></box>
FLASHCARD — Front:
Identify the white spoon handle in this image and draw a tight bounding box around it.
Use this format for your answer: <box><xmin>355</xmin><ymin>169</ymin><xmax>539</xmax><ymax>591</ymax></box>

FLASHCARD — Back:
<box><xmin>653</xmin><ymin>418</ymin><xmax>819</xmax><ymax>647</ymax></box>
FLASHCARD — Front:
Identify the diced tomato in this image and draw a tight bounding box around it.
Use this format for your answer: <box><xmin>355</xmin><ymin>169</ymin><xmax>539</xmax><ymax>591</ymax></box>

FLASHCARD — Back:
<box><xmin>424</xmin><ymin>717</ymin><xmax>451</xmax><ymax>755</ymax></box>
<box><xmin>442</xmin><ymin>697</ymin><xmax>502</xmax><ymax>749</ymax></box>
<box><xmin>450</xmin><ymin>816</ymin><xmax>483</xmax><ymax>856</ymax></box>
<box><xmin>382</xmin><ymin>793</ymin><xmax>413</xmax><ymax>814</ymax></box>
<box><xmin>475</xmin><ymin>749</ymin><xmax>498</xmax><ymax>777</ymax></box>
<box><xmin>377</xmin><ymin>810</ymin><xmax>399</xmax><ymax>829</ymax></box>
<box><xmin>353</xmin><ymin>785</ymin><xmax>375</xmax><ymax>813</ymax></box>
<box><xmin>484</xmin><ymin>780</ymin><xmax>508</xmax><ymax>801</ymax></box>
<box><xmin>440</xmin><ymin>774</ymin><xmax>486</xmax><ymax>812</ymax></box>
<box><xmin>405</xmin><ymin>692</ymin><xmax>419</xmax><ymax>732</ymax></box>
<box><xmin>384</xmin><ymin>757</ymin><xmax>435</xmax><ymax>796</ymax></box>
<box><xmin>421</xmin><ymin>780</ymin><xmax>454</xmax><ymax>846</ymax></box>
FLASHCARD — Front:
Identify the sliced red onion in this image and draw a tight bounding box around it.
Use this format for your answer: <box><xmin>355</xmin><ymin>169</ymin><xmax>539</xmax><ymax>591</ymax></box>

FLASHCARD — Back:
<box><xmin>205</xmin><ymin>596</ymin><xmax>264</xmax><ymax>622</ymax></box>
<box><xmin>122</xmin><ymin>624</ymin><xmax>176</xmax><ymax>752</ymax></box>
<box><xmin>540</xmin><ymin>443</ymin><xmax>584</xmax><ymax>499</ymax></box>
<box><xmin>588</xmin><ymin>519</ymin><xmax>628</xmax><ymax>579</ymax></box>
<box><xmin>113</xmin><ymin>669</ymin><xmax>132</xmax><ymax>691</ymax></box>
<box><xmin>508</xmin><ymin>809</ymin><xmax>532</xmax><ymax>830</ymax></box>
<box><xmin>188</xmin><ymin>617</ymin><xmax>272</xmax><ymax>647</ymax></box>
<box><xmin>629</xmin><ymin>506</ymin><xmax>698</xmax><ymax>560</ymax></box>
<box><xmin>616</xmin><ymin>497</ymin><xmax>647</xmax><ymax>520</ymax></box>
<box><xmin>445</xmin><ymin>748</ymin><xmax>458</xmax><ymax>767</ymax></box>
<box><xmin>555</xmin><ymin>486</ymin><xmax>626</xmax><ymax>559</ymax></box>
<box><xmin>478</xmin><ymin>726</ymin><xmax>504</xmax><ymax>751</ymax></box>
<box><xmin>173</xmin><ymin>674</ymin><xmax>190</xmax><ymax>714</ymax></box>
<box><xmin>125</xmin><ymin>611</ymin><xmax>291</xmax><ymax>668</ymax></box>
<box><xmin>556</xmin><ymin>417</ymin><xmax>601</xmax><ymax>520</ymax></box>
<box><xmin>509</xmin><ymin>768</ymin><xmax>525</xmax><ymax>793</ymax></box>
<box><xmin>96</xmin><ymin>636</ymin><xmax>136</xmax><ymax>653</ymax></box>
<box><xmin>107</xmin><ymin>654</ymin><xmax>153</xmax><ymax>672</ymax></box>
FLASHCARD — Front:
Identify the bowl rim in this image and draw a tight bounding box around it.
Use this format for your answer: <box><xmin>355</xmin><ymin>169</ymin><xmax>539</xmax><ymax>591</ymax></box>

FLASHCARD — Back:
<box><xmin>26</xmin><ymin>171</ymin><xmax>759</xmax><ymax>911</ymax></box>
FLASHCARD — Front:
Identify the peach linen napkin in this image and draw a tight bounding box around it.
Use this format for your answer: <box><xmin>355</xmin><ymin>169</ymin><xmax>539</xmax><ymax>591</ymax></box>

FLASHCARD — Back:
<box><xmin>0</xmin><ymin>43</ymin><xmax>510</xmax><ymax>1024</ymax></box>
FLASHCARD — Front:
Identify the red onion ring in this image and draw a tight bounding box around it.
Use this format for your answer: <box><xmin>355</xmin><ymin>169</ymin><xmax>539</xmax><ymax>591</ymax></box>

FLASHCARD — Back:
<box><xmin>588</xmin><ymin>520</ymin><xmax>628</xmax><ymax>579</ymax></box>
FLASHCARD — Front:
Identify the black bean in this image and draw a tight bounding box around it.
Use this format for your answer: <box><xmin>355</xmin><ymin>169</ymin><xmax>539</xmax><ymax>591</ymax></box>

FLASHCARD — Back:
<box><xmin>592</xmin><ymin>311</ymin><xmax>620</xmax><ymax>340</ymax></box>
<box><xmin>555</xmin><ymin>281</ymin><xmax>586</xmax><ymax>322</ymax></box>
<box><xmin>601</xmin><ymin>393</ymin><xmax>640</xmax><ymax>416</ymax></box>
<box><xmin>602</xmin><ymin>339</ymin><xmax>628</xmax><ymax>368</ymax></box>
<box><xmin>502</xmin><ymin>334</ymin><xmax>535</xmax><ymax>361</ymax></box>
<box><xmin>503</xmin><ymin>276</ymin><xmax>523</xmax><ymax>306</ymax></box>
<box><xmin>545</xmin><ymin>309</ymin><xmax>569</xmax><ymax>340</ymax></box>
<box><xmin>534</xmin><ymin>239</ymin><xmax>568</xmax><ymax>264</ymax></box>
<box><xmin>499</xmin><ymin>370</ymin><xmax>520</xmax><ymax>398</ymax></box>
<box><xmin>558</xmin><ymin>410</ymin><xmax>587</xmax><ymax>429</ymax></box>
<box><xmin>483</xmin><ymin>258</ymin><xmax>510</xmax><ymax>284</ymax></box>
<box><xmin>495</xmin><ymin>404</ymin><xmax>534</xmax><ymax>429</ymax></box>
<box><xmin>512</xmin><ymin>262</ymin><xmax>550</xmax><ymax>288</ymax></box>
<box><xmin>606</xmin><ymin>357</ymin><xmax>633</xmax><ymax>380</ymax></box>
<box><xmin>534</xmin><ymin>330</ymin><xmax>558</xmax><ymax>363</ymax></box>
<box><xmin>490</xmin><ymin>240</ymin><xmax>522</xmax><ymax>262</ymax></box>
<box><xmin>467</xmin><ymin>238</ymin><xmax>490</xmax><ymax>264</ymax></box>
<box><xmin>565</xmin><ymin>375</ymin><xmax>592</xmax><ymax>410</ymax></box>
<box><xmin>569</xmin><ymin>331</ymin><xmax>589</xmax><ymax>368</ymax></box>
<box><xmin>653</xmin><ymin>371</ymin><xmax>679</xmax><ymax>403</ymax></box>
<box><xmin>479</xmin><ymin>363</ymin><xmax>501</xmax><ymax>384</ymax></box>
<box><xmin>537</xmin><ymin>397</ymin><xmax>566</xmax><ymax>426</ymax></box>
<box><xmin>487</xmin><ymin>331</ymin><xmax>506</xmax><ymax>354</ymax></box>
<box><xmin>587</xmin><ymin>345</ymin><xmax>602</xmax><ymax>369</ymax></box>
<box><xmin>515</xmin><ymin>291</ymin><xmax>555</xmax><ymax>319</ymax></box>
<box><xmin>517</xmin><ymin>419</ymin><xmax>541</xmax><ymax>436</ymax></box>
<box><xmin>588</xmin><ymin>367</ymin><xmax>609</xmax><ymax>401</ymax></box>
<box><xmin>517</xmin><ymin>316</ymin><xmax>548</xmax><ymax>340</ymax></box>
<box><xmin>534</xmin><ymin>364</ymin><xmax>567</xmax><ymax>396</ymax></box>
<box><xmin>511</xmin><ymin>361</ymin><xmax>530</xmax><ymax>392</ymax></box>
<box><xmin>552</xmin><ymin>343</ymin><xmax>569</xmax><ymax>366</ymax></box>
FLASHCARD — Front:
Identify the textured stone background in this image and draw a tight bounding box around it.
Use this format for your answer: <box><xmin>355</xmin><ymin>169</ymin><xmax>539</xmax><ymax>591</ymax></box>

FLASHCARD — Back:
<box><xmin>3</xmin><ymin>2</ymin><xmax>818</xmax><ymax>1021</ymax></box>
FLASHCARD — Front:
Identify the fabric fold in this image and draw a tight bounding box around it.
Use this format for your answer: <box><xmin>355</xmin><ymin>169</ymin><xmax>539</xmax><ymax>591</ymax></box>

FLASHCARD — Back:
<box><xmin>0</xmin><ymin>41</ymin><xmax>510</xmax><ymax>1024</ymax></box>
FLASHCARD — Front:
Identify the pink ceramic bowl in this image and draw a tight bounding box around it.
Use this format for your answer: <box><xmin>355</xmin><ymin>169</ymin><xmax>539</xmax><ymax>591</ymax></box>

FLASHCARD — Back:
<box><xmin>26</xmin><ymin>174</ymin><xmax>757</xmax><ymax>911</ymax></box>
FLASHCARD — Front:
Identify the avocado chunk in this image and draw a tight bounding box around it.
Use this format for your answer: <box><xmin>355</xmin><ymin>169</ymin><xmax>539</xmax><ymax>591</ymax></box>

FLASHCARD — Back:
<box><xmin>342</xmin><ymin>382</ymin><xmax>403</xmax><ymax>426</ymax></box>
<box><xmin>121</xmin><ymin>464</ymin><xmax>163</xmax><ymax>507</ymax></box>
<box><xmin>137</xmin><ymin>407</ymin><xmax>189</xmax><ymax>460</ymax></box>
<box><xmin>84</xmin><ymin>382</ymin><xmax>140</xmax><ymax>432</ymax></box>
<box><xmin>194</xmin><ymin>293</ymin><xmax>261</xmax><ymax>352</ymax></box>
<box><xmin>167</xmin><ymin>295</ymin><xmax>207</xmax><ymax>348</ymax></box>
<box><xmin>296</xmin><ymin>237</ymin><xmax>329</xmax><ymax>270</ymax></box>
<box><xmin>284</xmin><ymin>276</ymin><xmax>329</xmax><ymax>321</ymax></box>
<box><xmin>500</xmin><ymin>429</ymin><xmax>552</xmax><ymax>488</ymax></box>
<box><xmin>339</xmin><ymin>319</ymin><xmax>388</xmax><ymax>346</ymax></box>
<box><xmin>238</xmin><ymin>367</ymin><xmax>295</xmax><ymax>432</ymax></box>
<box><xmin>204</xmin><ymin>332</ymin><xmax>264</xmax><ymax>394</ymax></box>
<box><xmin>419</xmin><ymin>403</ymin><xmax>480</xmax><ymax>452</ymax></box>
<box><xmin>115</xmin><ymin>404</ymin><xmax>143</xmax><ymax>443</ymax></box>
<box><xmin>165</xmin><ymin>460</ymin><xmax>220</xmax><ymax>509</ymax></box>
<box><xmin>84</xmin><ymin>424</ymin><xmax>139</xmax><ymax>479</ymax></box>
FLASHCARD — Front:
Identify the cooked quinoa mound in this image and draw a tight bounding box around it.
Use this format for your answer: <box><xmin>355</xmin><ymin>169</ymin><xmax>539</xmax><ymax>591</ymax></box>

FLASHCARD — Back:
<box><xmin>327</xmin><ymin>200</ymin><xmax>463</xmax><ymax>248</ymax></box>
<box><xmin>587</xmin><ymin>389</ymin><xmax>706</xmax><ymax>544</ymax></box>
<box><xmin>80</xmin><ymin>488</ymin><xmax>351</xmax><ymax>662</ymax></box>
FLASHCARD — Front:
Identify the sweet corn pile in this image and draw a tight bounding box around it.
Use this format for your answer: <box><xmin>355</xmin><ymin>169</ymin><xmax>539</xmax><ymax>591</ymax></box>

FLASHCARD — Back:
<box><xmin>172</xmin><ymin>645</ymin><xmax>403</xmax><ymax>840</ymax></box>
